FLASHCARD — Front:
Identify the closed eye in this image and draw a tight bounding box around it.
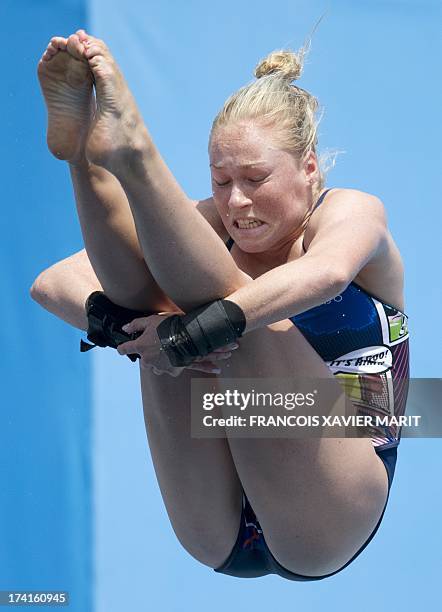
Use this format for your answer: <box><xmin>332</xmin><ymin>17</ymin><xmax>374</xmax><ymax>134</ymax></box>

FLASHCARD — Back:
<box><xmin>213</xmin><ymin>177</ymin><xmax>267</xmax><ymax>186</ymax></box>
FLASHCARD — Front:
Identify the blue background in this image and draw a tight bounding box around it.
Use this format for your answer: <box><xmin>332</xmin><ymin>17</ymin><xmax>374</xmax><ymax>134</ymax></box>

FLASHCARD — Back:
<box><xmin>2</xmin><ymin>0</ymin><xmax>441</xmax><ymax>610</ymax></box>
<box><xmin>0</xmin><ymin>1</ymin><xmax>91</xmax><ymax>611</ymax></box>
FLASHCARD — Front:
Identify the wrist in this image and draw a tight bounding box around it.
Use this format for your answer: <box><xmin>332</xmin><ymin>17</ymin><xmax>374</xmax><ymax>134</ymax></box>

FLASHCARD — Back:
<box><xmin>157</xmin><ymin>299</ymin><xmax>246</xmax><ymax>367</ymax></box>
<box><xmin>80</xmin><ymin>291</ymin><xmax>152</xmax><ymax>362</ymax></box>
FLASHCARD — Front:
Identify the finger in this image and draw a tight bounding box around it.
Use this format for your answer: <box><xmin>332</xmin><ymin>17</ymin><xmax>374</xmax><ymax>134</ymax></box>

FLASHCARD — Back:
<box><xmin>212</xmin><ymin>343</ymin><xmax>239</xmax><ymax>352</ymax></box>
<box><xmin>157</xmin><ymin>310</ymin><xmax>184</xmax><ymax>316</ymax></box>
<box><xmin>194</xmin><ymin>348</ymin><xmax>234</xmax><ymax>361</ymax></box>
<box><xmin>168</xmin><ymin>368</ymin><xmax>185</xmax><ymax>377</ymax></box>
<box><xmin>121</xmin><ymin>317</ymin><xmax>150</xmax><ymax>334</ymax></box>
<box><xmin>117</xmin><ymin>340</ymin><xmax>138</xmax><ymax>356</ymax></box>
<box><xmin>206</xmin><ymin>352</ymin><xmax>232</xmax><ymax>361</ymax></box>
<box><xmin>186</xmin><ymin>363</ymin><xmax>221</xmax><ymax>374</ymax></box>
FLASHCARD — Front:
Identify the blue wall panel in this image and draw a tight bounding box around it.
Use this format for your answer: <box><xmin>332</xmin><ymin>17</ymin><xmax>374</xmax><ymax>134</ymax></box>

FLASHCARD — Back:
<box><xmin>0</xmin><ymin>2</ymin><xmax>92</xmax><ymax>610</ymax></box>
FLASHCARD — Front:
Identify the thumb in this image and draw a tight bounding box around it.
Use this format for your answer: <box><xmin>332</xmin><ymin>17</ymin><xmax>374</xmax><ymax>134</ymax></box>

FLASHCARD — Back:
<box><xmin>122</xmin><ymin>317</ymin><xmax>149</xmax><ymax>334</ymax></box>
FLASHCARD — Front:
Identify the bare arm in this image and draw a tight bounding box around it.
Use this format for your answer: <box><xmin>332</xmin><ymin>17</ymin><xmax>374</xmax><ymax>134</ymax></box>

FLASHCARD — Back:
<box><xmin>30</xmin><ymin>249</ymin><xmax>103</xmax><ymax>330</ymax></box>
<box><xmin>30</xmin><ymin>197</ymin><xmax>228</xmax><ymax>329</ymax></box>
<box><xmin>224</xmin><ymin>190</ymin><xmax>389</xmax><ymax>333</ymax></box>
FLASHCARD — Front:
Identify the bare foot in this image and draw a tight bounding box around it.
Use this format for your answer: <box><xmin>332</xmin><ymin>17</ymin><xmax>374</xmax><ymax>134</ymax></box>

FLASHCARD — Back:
<box><xmin>81</xmin><ymin>34</ymin><xmax>150</xmax><ymax>173</ymax></box>
<box><xmin>38</xmin><ymin>31</ymin><xmax>94</xmax><ymax>163</ymax></box>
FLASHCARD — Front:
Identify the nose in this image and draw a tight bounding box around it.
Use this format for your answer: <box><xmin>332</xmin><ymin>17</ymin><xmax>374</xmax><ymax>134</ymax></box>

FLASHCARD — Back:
<box><xmin>227</xmin><ymin>184</ymin><xmax>252</xmax><ymax>210</ymax></box>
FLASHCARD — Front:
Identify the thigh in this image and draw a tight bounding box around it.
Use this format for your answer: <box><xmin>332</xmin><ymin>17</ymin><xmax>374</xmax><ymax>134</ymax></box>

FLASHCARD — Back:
<box><xmin>217</xmin><ymin>319</ymin><xmax>389</xmax><ymax>577</ymax></box>
<box><xmin>139</xmin><ymin>366</ymin><xmax>243</xmax><ymax>568</ymax></box>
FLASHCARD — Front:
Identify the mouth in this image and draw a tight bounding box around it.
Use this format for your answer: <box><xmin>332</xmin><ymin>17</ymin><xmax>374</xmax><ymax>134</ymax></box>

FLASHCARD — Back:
<box><xmin>232</xmin><ymin>218</ymin><xmax>268</xmax><ymax>239</ymax></box>
<box><xmin>234</xmin><ymin>218</ymin><xmax>265</xmax><ymax>229</ymax></box>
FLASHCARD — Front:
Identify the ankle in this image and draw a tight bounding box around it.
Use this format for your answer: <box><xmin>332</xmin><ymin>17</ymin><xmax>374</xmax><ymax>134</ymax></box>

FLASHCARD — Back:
<box><xmin>109</xmin><ymin>138</ymin><xmax>157</xmax><ymax>183</ymax></box>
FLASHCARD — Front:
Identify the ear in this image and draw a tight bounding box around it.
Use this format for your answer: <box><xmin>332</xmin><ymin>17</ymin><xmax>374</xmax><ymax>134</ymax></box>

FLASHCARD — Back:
<box><xmin>303</xmin><ymin>150</ymin><xmax>319</xmax><ymax>185</ymax></box>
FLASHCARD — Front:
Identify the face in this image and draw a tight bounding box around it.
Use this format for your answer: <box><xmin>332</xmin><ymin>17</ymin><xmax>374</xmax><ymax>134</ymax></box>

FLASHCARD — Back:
<box><xmin>209</xmin><ymin>121</ymin><xmax>318</xmax><ymax>255</ymax></box>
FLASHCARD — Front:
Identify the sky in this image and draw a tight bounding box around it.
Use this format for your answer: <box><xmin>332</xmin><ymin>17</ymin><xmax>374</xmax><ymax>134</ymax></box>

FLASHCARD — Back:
<box><xmin>2</xmin><ymin>0</ymin><xmax>441</xmax><ymax>611</ymax></box>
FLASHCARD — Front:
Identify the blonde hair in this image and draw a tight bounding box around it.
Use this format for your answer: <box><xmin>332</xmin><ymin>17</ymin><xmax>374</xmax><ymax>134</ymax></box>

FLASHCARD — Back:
<box><xmin>210</xmin><ymin>42</ymin><xmax>334</xmax><ymax>199</ymax></box>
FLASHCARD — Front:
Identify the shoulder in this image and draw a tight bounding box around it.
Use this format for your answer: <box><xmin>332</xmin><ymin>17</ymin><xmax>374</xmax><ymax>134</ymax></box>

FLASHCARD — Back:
<box><xmin>302</xmin><ymin>188</ymin><xmax>405</xmax><ymax>310</ymax></box>
<box><xmin>304</xmin><ymin>188</ymin><xmax>387</xmax><ymax>248</ymax></box>
<box><xmin>192</xmin><ymin>196</ymin><xmax>229</xmax><ymax>241</ymax></box>
<box><xmin>319</xmin><ymin>188</ymin><xmax>386</xmax><ymax>222</ymax></box>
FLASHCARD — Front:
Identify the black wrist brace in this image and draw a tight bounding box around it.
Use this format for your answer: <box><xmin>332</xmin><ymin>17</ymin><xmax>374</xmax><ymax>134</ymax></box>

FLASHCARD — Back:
<box><xmin>156</xmin><ymin>299</ymin><xmax>246</xmax><ymax>367</ymax></box>
<box><xmin>80</xmin><ymin>291</ymin><xmax>152</xmax><ymax>362</ymax></box>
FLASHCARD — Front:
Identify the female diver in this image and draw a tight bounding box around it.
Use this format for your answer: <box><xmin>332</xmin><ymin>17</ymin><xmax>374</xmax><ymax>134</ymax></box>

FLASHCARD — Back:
<box><xmin>31</xmin><ymin>29</ymin><xmax>409</xmax><ymax>581</ymax></box>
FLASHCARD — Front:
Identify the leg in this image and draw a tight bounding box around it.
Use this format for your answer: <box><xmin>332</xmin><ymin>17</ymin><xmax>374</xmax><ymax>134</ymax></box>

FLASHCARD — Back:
<box><xmin>139</xmin><ymin>367</ymin><xmax>243</xmax><ymax>567</ymax></box>
<box><xmin>30</xmin><ymin>249</ymin><xmax>102</xmax><ymax>330</ymax></box>
<box><xmin>69</xmin><ymin>161</ymin><xmax>177</xmax><ymax>311</ymax></box>
<box><xmin>38</xmin><ymin>35</ymin><xmax>243</xmax><ymax>568</ymax></box>
<box><xmin>38</xmin><ymin>32</ymin><xmax>176</xmax><ymax>312</ymax></box>
<box><xmin>31</xmin><ymin>251</ymin><xmax>243</xmax><ymax>568</ymax></box>
<box><xmin>82</xmin><ymin>35</ymin><xmax>249</xmax><ymax>311</ymax></box>
<box><xmin>217</xmin><ymin>320</ymin><xmax>389</xmax><ymax>577</ymax></box>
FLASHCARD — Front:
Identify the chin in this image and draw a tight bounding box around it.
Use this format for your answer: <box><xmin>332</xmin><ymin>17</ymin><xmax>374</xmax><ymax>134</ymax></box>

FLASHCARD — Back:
<box><xmin>234</xmin><ymin>238</ymin><xmax>269</xmax><ymax>253</ymax></box>
<box><xmin>231</xmin><ymin>223</ymin><xmax>273</xmax><ymax>251</ymax></box>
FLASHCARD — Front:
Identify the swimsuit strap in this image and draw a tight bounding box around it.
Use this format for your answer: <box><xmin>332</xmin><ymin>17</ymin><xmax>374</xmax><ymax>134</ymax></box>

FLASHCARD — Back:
<box><xmin>301</xmin><ymin>188</ymin><xmax>333</xmax><ymax>253</ymax></box>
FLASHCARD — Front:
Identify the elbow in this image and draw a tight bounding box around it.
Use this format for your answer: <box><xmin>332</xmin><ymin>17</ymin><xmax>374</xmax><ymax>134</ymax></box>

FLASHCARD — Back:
<box><xmin>332</xmin><ymin>268</ymin><xmax>352</xmax><ymax>294</ymax></box>
<box><xmin>29</xmin><ymin>278</ymin><xmax>39</xmax><ymax>301</ymax></box>
<box><xmin>320</xmin><ymin>265</ymin><xmax>351</xmax><ymax>299</ymax></box>
<box><xmin>305</xmin><ymin>253</ymin><xmax>353</xmax><ymax>298</ymax></box>
<box><xmin>29</xmin><ymin>272</ymin><xmax>51</xmax><ymax>306</ymax></box>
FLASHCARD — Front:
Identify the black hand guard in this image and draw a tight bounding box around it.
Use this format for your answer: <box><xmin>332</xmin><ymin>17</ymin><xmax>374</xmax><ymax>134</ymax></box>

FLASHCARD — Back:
<box><xmin>156</xmin><ymin>299</ymin><xmax>246</xmax><ymax>367</ymax></box>
<box><xmin>80</xmin><ymin>291</ymin><xmax>152</xmax><ymax>362</ymax></box>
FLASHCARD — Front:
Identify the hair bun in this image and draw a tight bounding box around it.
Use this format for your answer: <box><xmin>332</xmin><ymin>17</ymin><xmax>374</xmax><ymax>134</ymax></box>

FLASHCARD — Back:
<box><xmin>254</xmin><ymin>49</ymin><xmax>304</xmax><ymax>82</ymax></box>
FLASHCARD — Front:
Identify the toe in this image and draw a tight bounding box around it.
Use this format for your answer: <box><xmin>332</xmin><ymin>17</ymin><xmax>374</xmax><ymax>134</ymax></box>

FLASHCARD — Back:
<box><xmin>50</xmin><ymin>36</ymin><xmax>68</xmax><ymax>50</ymax></box>
<box><xmin>83</xmin><ymin>35</ymin><xmax>107</xmax><ymax>52</ymax></box>
<box><xmin>46</xmin><ymin>42</ymin><xmax>58</xmax><ymax>56</ymax></box>
<box><xmin>41</xmin><ymin>41</ymin><xmax>59</xmax><ymax>62</ymax></box>
<box><xmin>83</xmin><ymin>43</ymin><xmax>107</xmax><ymax>61</ymax></box>
<box><xmin>67</xmin><ymin>34</ymin><xmax>85</xmax><ymax>60</ymax></box>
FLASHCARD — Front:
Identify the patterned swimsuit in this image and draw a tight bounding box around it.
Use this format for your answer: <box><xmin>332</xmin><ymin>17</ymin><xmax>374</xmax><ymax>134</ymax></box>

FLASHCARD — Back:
<box><xmin>215</xmin><ymin>189</ymin><xmax>410</xmax><ymax>581</ymax></box>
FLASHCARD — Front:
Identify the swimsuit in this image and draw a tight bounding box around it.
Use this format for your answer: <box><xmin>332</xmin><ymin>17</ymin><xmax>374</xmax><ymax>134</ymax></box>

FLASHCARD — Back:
<box><xmin>214</xmin><ymin>188</ymin><xmax>410</xmax><ymax>581</ymax></box>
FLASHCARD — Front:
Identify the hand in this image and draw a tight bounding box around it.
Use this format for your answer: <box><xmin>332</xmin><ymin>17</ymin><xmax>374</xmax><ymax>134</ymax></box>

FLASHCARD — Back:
<box><xmin>116</xmin><ymin>314</ymin><xmax>238</xmax><ymax>376</ymax></box>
